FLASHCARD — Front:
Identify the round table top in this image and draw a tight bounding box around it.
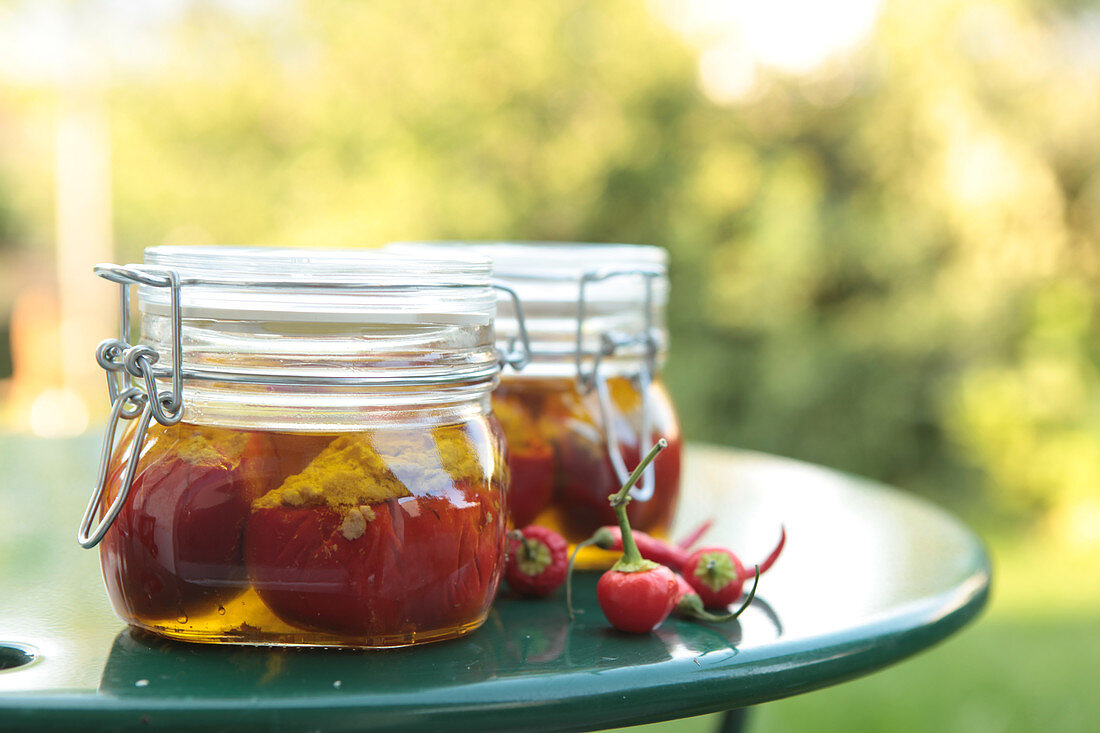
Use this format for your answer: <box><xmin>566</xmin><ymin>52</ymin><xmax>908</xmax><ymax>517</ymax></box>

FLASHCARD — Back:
<box><xmin>0</xmin><ymin>436</ymin><xmax>990</xmax><ymax>732</ymax></box>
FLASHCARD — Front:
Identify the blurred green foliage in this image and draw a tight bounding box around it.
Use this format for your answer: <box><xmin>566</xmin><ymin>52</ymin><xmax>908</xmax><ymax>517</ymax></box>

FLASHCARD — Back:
<box><xmin>3</xmin><ymin>0</ymin><xmax>1100</xmax><ymax>528</ymax></box>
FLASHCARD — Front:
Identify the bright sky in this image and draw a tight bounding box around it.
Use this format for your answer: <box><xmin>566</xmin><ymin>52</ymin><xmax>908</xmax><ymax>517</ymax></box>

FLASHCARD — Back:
<box><xmin>3</xmin><ymin>0</ymin><xmax>881</xmax><ymax>91</ymax></box>
<box><xmin>0</xmin><ymin>0</ymin><xmax>278</xmax><ymax>82</ymax></box>
<box><xmin>650</xmin><ymin>0</ymin><xmax>883</xmax><ymax>102</ymax></box>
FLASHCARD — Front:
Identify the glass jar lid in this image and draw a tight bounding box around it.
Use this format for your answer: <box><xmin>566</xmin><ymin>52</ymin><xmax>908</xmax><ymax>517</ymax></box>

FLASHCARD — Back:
<box><xmin>389</xmin><ymin>241</ymin><xmax>667</xmax><ymax>308</ymax></box>
<box><xmin>140</xmin><ymin>246</ymin><xmax>495</xmax><ymax>325</ymax></box>
<box><xmin>388</xmin><ymin>241</ymin><xmax>668</xmax><ymax>377</ymax></box>
<box><xmin>90</xmin><ymin>246</ymin><xmax>505</xmax><ymax>434</ymax></box>
<box><xmin>130</xmin><ymin>246</ymin><xmax>501</xmax><ymax>390</ymax></box>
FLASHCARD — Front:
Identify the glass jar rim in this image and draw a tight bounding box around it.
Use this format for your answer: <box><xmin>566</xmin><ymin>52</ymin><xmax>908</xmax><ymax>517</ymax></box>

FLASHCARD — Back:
<box><xmin>145</xmin><ymin>245</ymin><xmax>493</xmax><ymax>283</ymax></box>
<box><xmin>387</xmin><ymin>241</ymin><xmax>668</xmax><ymax>312</ymax></box>
<box><xmin>388</xmin><ymin>241</ymin><xmax>666</xmax><ymax>280</ymax></box>
<box><xmin>138</xmin><ymin>245</ymin><xmax>497</xmax><ymax>326</ymax></box>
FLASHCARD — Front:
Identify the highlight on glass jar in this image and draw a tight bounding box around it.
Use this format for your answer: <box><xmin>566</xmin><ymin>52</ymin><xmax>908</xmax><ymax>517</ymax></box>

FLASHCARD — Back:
<box><xmin>389</xmin><ymin>242</ymin><xmax>682</xmax><ymax>566</ymax></box>
<box><xmin>77</xmin><ymin>246</ymin><xmax>511</xmax><ymax>648</ymax></box>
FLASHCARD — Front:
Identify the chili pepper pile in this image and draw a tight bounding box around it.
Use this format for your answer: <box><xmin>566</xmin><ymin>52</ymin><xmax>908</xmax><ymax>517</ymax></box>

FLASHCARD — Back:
<box><xmin>506</xmin><ymin>439</ymin><xmax>785</xmax><ymax>636</ymax></box>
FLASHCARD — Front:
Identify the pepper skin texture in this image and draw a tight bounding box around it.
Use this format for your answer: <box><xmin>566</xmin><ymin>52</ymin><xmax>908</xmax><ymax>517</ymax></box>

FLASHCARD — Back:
<box><xmin>245</xmin><ymin>484</ymin><xmax>503</xmax><ymax>637</ymax></box>
<box><xmin>505</xmin><ymin>525</ymin><xmax>569</xmax><ymax>597</ymax></box>
<box><xmin>506</xmin><ymin>444</ymin><xmax>555</xmax><ymax>528</ymax></box>
<box><xmin>672</xmin><ymin>572</ymin><xmax>694</xmax><ymax>604</ymax></box>
<box><xmin>492</xmin><ymin>395</ymin><xmax>554</xmax><ymax>527</ymax></box>
<box><xmin>596</xmin><ymin>563</ymin><xmax>679</xmax><ymax>634</ymax></box>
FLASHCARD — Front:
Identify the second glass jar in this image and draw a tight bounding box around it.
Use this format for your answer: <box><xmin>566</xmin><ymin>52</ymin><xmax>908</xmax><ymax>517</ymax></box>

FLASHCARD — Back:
<box><xmin>392</xmin><ymin>242</ymin><xmax>682</xmax><ymax>565</ymax></box>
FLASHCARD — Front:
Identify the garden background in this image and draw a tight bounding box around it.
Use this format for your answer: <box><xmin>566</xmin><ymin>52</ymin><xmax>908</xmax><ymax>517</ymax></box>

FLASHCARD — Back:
<box><xmin>0</xmin><ymin>1</ymin><xmax>1097</xmax><ymax>730</ymax></box>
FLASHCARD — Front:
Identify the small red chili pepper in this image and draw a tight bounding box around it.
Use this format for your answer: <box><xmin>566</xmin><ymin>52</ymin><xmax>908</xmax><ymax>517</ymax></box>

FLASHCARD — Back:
<box><xmin>597</xmin><ymin>562</ymin><xmax>679</xmax><ymax>634</ymax></box>
<box><xmin>569</xmin><ymin>440</ymin><xmax>679</xmax><ymax>634</ymax></box>
<box><xmin>683</xmin><ymin>527</ymin><xmax>786</xmax><ymax>609</ymax></box>
<box><xmin>505</xmin><ymin>525</ymin><xmax>568</xmax><ymax>597</ymax></box>
<box><xmin>674</xmin><ymin>566</ymin><xmax>760</xmax><ymax>622</ymax></box>
<box><xmin>673</xmin><ymin>570</ymin><xmax>694</xmax><ymax>602</ymax></box>
<box><xmin>574</xmin><ymin>518</ymin><xmax>718</xmax><ymax>573</ymax></box>
<box><xmin>580</xmin><ymin>525</ymin><xmax>691</xmax><ymax>572</ymax></box>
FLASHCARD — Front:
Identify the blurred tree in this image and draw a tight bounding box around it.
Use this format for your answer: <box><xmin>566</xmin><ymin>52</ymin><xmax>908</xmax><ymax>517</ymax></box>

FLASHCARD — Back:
<box><xmin>5</xmin><ymin>0</ymin><xmax>1099</xmax><ymax>525</ymax></box>
<box><xmin>0</xmin><ymin>110</ymin><xmax>31</xmax><ymax>381</ymax></box>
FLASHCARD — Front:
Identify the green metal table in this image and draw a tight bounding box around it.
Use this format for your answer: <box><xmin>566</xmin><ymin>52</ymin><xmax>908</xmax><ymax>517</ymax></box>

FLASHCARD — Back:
<box><xmin>0</xmin><ymin>437</ymin><xmax>990</xmax><ymax>732</ymax></box>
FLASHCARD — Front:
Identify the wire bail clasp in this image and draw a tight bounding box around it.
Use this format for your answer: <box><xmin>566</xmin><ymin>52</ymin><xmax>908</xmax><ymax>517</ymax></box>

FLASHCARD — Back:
<box><xmin>492</xmin><ymin>281</ymin><xmax>532</xmax><ymax>372</ymax></box>
<box><xmin>574</xmin><ymin>265</ymin><xmax>664</xmax><ymax>502</ymax></box>
<box><xmin>77</xmin><ymin>264</ymin><xmax>184</xmax><ymax>549</ymax></box>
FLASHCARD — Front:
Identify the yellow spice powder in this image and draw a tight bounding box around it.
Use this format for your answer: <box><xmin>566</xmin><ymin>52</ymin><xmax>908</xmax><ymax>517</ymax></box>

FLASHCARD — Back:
<box><xmin>253</xmin><ymin>426</ymin><xmax>483</xmax><ymax>511</ymax></box>
<box><xmin>174</xmin><ymin>426</ymin><xmax>250</xmax><ymax>467</ymax></box>
<box><xmin>491</xmin><ymin>397</ymin><xmax>545</xmax><ymax>453</ymax></box>
<box><xmin>136</xmin><ymin>422</ymin><xmax>250</xmax><ymax>469</ymax></box>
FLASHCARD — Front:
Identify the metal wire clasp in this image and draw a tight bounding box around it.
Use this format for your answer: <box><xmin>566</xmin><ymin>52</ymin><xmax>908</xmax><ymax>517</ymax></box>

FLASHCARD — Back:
<box><xmin>77</xmin><ymin>264</ymin><xmax>184</xmax><ymax>549</ymax></box>
<box><xmin>492</xmin><ymin>281</ymin><xmax>532</xmax><ymax>371</ymax></box>
<box><xmin>574</xmin><ymin>266</ymin><xmax>664</xmax><ymax>502</ymax></box>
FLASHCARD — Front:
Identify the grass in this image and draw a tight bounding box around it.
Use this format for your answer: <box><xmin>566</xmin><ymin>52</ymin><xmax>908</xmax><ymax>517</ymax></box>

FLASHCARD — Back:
<box><xmin>747</xmin><ymin>613</ymin><xmax>1099</xmax><ymax>733</ymax></box>
<box><xmin>612</xmin><ymin>525</ymin><xmax>1100</xmax><ymax>733</ymax></box>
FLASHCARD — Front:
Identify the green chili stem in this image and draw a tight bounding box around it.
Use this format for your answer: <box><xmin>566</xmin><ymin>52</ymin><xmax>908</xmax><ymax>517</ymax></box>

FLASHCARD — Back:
<box><xmin>609</xmin><ymin>439</ymin><xmax>667</xmax><ymax>508</ymax></box>
<box><xmin>507</xmin><ymin>529</ymin><xmax>532</xmax><ymax>562</ymax></box>
<box><xmin>610</xmin><ymin>439</ymin><xmax>667</xmax><ymax>568</ymax></box>
<box><xmin>565</xmin><ymin>536</ymin><xmax>600</xmax><ymax>620</ymax></box>
<box><xmin>614</xmin><ymin>499</ymin><xmax>641</xmax><ymax>565</ymax></box>
<box><xmin>731</xmin><ymin>565</ymin><xmax>761</xmax><ymax>619</ymax></box>
<box><xmin>565</xmin><ymin>440</ymin><xmax>669</xmax><ymax>618</ymax></box>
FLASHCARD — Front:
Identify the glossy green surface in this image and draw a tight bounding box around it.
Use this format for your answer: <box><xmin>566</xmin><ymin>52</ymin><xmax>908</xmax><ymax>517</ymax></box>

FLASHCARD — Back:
<box><xmin>0</xmin><ymin>437</ymin><xmax>989</xmax><ymax>732</ymax></box>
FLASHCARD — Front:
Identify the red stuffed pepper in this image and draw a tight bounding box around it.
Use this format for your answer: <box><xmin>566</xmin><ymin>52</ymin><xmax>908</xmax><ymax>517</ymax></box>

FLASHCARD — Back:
<box><xmin>493</xmin><ymin>394</ymin><xmax>554</xmax><ymax>527</ymax></box>
<box><xmin>244</xmin><ymin>425</ymin><xmax>505</xmax><ymax>643</ymax></box>
<box><xmin>496</xmin><ymin>377</ymin><xmax>681</xmax><ymax>545</ymax></box>
<box><xmin>100</xmin><ymin>422</ymin><xmax>278</xmax><ymax>622</ymax></box>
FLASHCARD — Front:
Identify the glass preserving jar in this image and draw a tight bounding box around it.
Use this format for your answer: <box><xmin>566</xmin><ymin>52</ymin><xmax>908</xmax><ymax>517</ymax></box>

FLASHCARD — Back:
<box><xmin>78</xmin><ymin>246</ymin><xmax>509</xmax><ymax>648</ymax></box>
<box><xmin>390</xmin><ymin>243</ymin><xmax>681</xmax><ymax>566</ymax></box>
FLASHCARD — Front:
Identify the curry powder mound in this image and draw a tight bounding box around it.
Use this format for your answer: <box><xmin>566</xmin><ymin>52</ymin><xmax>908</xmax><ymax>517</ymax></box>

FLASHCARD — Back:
<box><xmin>253</xmin><ymin>426</ymin><xmax>483</xmax><ymax>510</ymax></box>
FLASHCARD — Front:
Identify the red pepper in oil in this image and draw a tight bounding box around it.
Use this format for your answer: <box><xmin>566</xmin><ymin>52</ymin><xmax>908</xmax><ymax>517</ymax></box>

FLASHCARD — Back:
<box><xmin>493</xmin><ymin>377</ymin><xmax>681</xmax><ymax>547</ymax></box>
<box><xmin>99</xmin><ymin>422</ymin><xmax>278</xmax><ymax>621</ymax></box>
<box><xmin>243</xmin><ymin>426</ymin><xmax>505</xmax><ymax>642</ymax></box>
